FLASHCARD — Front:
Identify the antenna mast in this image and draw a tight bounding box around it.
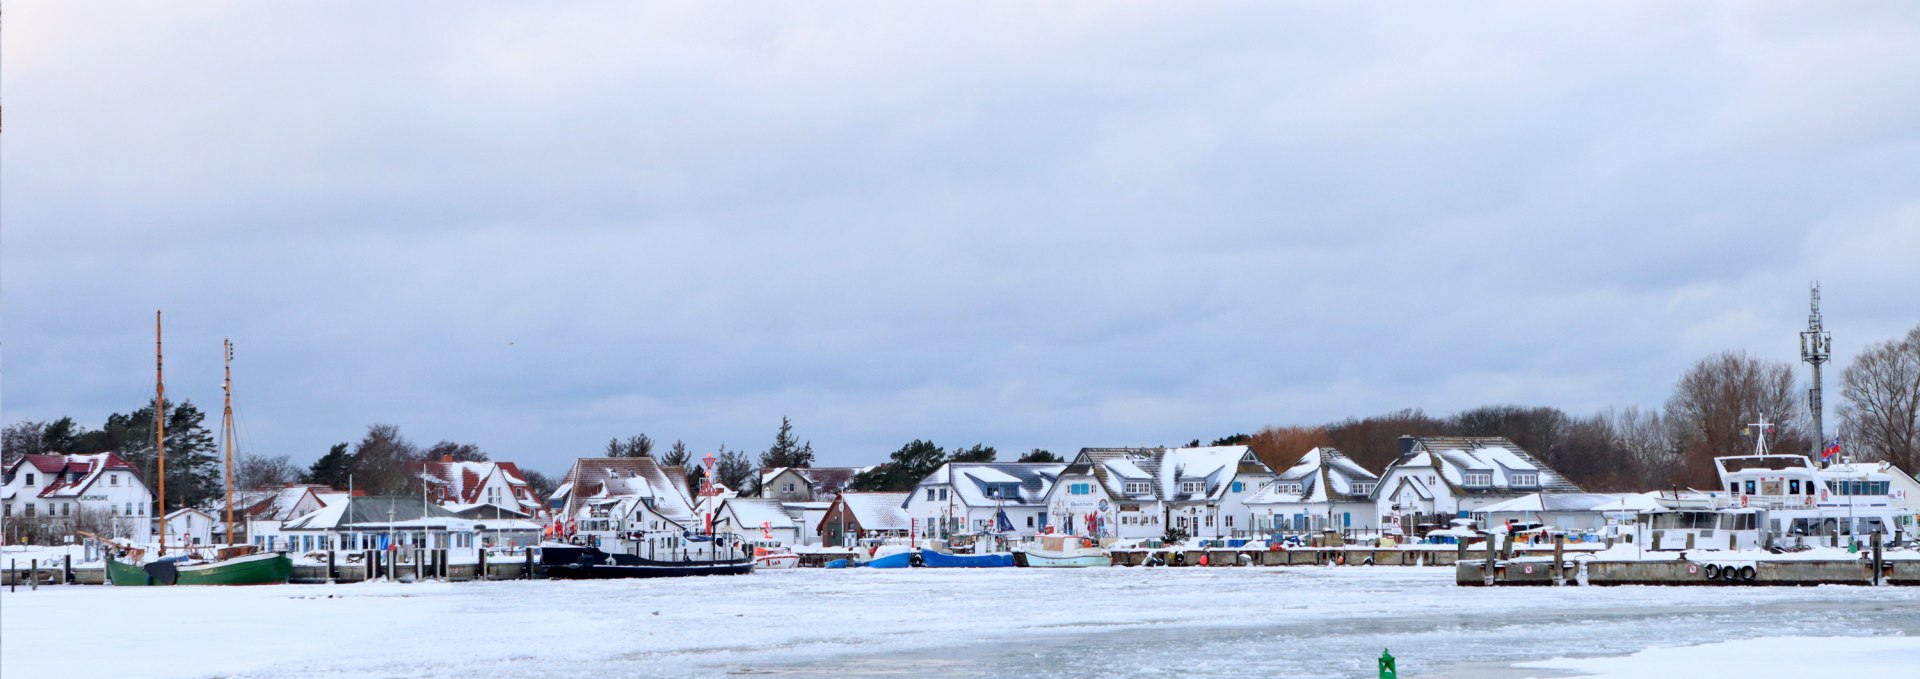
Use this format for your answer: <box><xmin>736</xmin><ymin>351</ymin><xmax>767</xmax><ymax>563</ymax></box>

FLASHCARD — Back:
<box><xmin>1799</xmin><ymin>282</ymin><xmax>1832</xmax><ymax>460</ymax></box>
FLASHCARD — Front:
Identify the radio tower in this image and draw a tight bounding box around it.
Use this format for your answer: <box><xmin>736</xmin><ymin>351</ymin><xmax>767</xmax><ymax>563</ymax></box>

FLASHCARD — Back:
<box><xmin>1799</xmin><ymin>282</ymin><xmax>1832</xmax><ymax>460</ymax></box>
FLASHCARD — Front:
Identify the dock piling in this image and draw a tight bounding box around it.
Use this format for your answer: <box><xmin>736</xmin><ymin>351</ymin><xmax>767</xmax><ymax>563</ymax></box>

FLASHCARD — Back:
<box><xmin>1552</xmin><ymin>535</ymin><xmax>1565</xmax><ymax>586</ymax></box>
<box><xmin>1482</xmin><ymin>538</ymin><xmax>1496</xmax><ymax>586</ymax></box>
<box><xmin>64</xmin><ymin>554</ymin><xmax>73</xmax><ymax>585</ymax></box>
<box><xmin>1872</xmin><ymin>531</ymin><xmax>1883</xmax><ymax>586</ymax></box>
<box><xmin>30</xmin><ymin>559</ymin><xmax>37</xmax><ymax>590</ymax></box>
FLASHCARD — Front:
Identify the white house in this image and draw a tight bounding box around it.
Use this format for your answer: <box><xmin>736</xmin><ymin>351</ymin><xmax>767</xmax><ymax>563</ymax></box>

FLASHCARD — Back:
<box><xmin>1470</xmin><ymin>492</ymin><xmax>1660</xmax><ymax>533</ymax></box>
<box><xmin>1042</xmin><ymin>445</ymin><xmax>1277</xmax><ymax>541</ymax></box>
<box><xmin>406</xmin><ymin>457</ymin><xmax>546</xmax><ymax>519</ymax></box>
<box><xmin>1</xmin><ymin>453</ymin><xmax>154</xmax><ymax>542</ymax></box>
<box><xmin>758</xmin><ymin>467</ymin><xmax>869</xmax><ymax>502</ymax></box>
<box><xmin>1244</xmin><ymin>447</ymin><xmax>1381</xmax><ymax>532</ymax></box>
<box><xmin>216</xmin><ymin>484</ymin><xmax>340</xmax><ymax>550</ymax></box>
<box><xmin>713</xmin><ymin>497</ymin><xmax>802</xmax><ymax>549</ymax></box>
<box><xmin>1372</xmin><ymin>436</ymin><xmax>1582</xmax><ymax>535</ymax></box>
<box><xmin>163</xmin><ymin>507</ymin><xmax>219</xmax><ymax>547</ymax></box>
<box><xmin>551</xmin><ymin>457</ymin><xmax>702</xmax><ymax>543</ymax></box>
<box><xmin>902</xmin><ymin>462</ymin><xmax>1065</xmax><ymax>539</ymax></box>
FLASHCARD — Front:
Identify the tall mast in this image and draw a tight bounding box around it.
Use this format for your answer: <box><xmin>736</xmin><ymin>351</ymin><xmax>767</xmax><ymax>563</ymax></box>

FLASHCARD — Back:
<box><xmin>156</xmin><ymin>311</ymin><xmax>168</xmax><ymax>556</ymax></box>
<box><xmin>1800</xmin><ymin>282</ymin><xmax>1832</xmax><ymax>460</ymax></box>
<box><xmin>223</xmin><ymin>339</ymin><xmax>237</xmax><ymax>546</ymax></box>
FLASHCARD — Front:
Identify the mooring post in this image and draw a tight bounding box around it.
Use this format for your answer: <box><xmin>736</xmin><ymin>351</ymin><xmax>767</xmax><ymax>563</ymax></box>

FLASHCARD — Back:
<box><xmin>525</xmin><ymin>548</ymin><xmax>534</xmax><ymax>580</ymax></box>
<box><xmin>1500</xmin><ymin>533</ymin><xmax>1514</xmax><ymax>561</ymax></box>
<box><xmin>1553</xmin><ymin>534</ymin><xmax>1566</xmax><ymax>586</ymax></box>
<box><xmin>478</xmin><ymin>547</ymin><xmax>488</xmax><ymax>581</ymax></box>
<box><xmin>8</xmin><ymin>560</ymin><xmax>14</xmax><ymax>592</ymax></box>
<box><xmin>1483</xmin><ymin>536</ymin><xmax>1497</xmax><ymax>586</ymax></box>
<box><xmin>327</xmin><ymin>550</ymin><xmax>337</xmax><ymax>583</ymax></box>
<box><xmin>30</xmin><ymin>559</ymin><xmax>37</xmax><ymax>591</ymax></box>
<box><xmin>1456</xmin><ymin>538</ymin><xmax>1468</xmax><ymax>565</ymax></box>
<box><xmin>1871</xmin><ymin>531</ymin><xmax>1883</xmax><ymax>586</ymax></box>
<box><xmin>64</xmin><ymin>554</ymin><xmax>73</xmax><ymax>585</ymax></box>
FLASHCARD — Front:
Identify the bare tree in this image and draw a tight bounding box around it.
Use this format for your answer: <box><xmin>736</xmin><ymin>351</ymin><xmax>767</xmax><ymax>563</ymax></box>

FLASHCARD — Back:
<box><xmin>1607</xmin><ymin>405</ymin><xmax>1679</xmax><ymax>486</ymax></box>
<box><xmin>1246</xmin><ymin>425</ymin><xmax>1334</xmax><ymax>472</ymax></box>
<box><xmin>423</xmin><ymin>440</ymin><xmax>489</xmax><ymax>462</ymax></box>
<box><xmin>1839</xmin><ymin>324</ymin><xmax>1920</xmax><ymax>471</ymax></box>
<box><xmin>348</xmin><ymin>423</ymin><xmax>420</xmax><ymax>496</ymax></box>
<box><xmin>235</xmin><ymin>452</ymin><xmax>303</xmax><ymax>490</ymax></box>
<box><xmin>1664</xmin><ymin>351</ymin><xmax>1804</xmax><ymax>488</ymax></box>
<box><xmin>2</xmin><ymin>420</ymin><xmax>48</xmax><ymax>464</ymax></box>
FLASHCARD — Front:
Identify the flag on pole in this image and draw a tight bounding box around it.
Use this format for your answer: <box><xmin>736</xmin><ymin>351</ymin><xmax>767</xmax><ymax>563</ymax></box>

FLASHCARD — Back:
<box><xmin>1822</xmin><ymin>436</ymin><xmax>1842</xmax><ymax>461</ymax></box>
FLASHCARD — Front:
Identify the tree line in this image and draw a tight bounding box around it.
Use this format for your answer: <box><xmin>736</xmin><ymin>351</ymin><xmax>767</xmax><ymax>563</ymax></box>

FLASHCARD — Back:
<box><xmin>1233</xmin><ymin>322</ymin><xmax>1920</xmax><ymax>491</ymax></box>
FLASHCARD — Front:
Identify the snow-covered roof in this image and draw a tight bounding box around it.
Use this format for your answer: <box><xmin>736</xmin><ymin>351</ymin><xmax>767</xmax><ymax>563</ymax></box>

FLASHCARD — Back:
<box><xmin>282</xmin><ymin>496</ymin><xmax>459</xmax><ymax>531</ymax></box>
<box><xmin>1058</xmin><ymin>446</ymin><xmax>1271</xmax><ymax>503</ymax></box>
<box><xmin>4</xmin><ymin>453</ymin><xmax>140</xmax><ymax>499</ymax></box>
<box><xmin>1377</xmin><ymin>437</ymin><xmax>1581</xmax><ymax>498</ymax></box>
<box><xmin>920</xmin><ymin>462</ymin><xmax>1065</xmax><ymax>508</ymax></box>
<box><xmin>554</xmin><ymin>457</ymin><xmax>693</xmax><ymax>521</ymax></box>
<box><xmin>406</xmin><ymin>459</ymin><xmax>543</xmax><ymax>513</ymax></box>
<box><xmin>835</xmin><ymin>492</ymin><xmax>912</xmax><ymax>531</ymax></box>
<box><xmin>1251</xmin><ymin>448</ymin><xmax>1379</xmax><ymax>505</ymax></box>
<box><xmin>1475</xmin><ymin>493</ymin><xmax>1652</xmax><ymax>514</ymax></box>
<box><xmin>718</xmin><ymin>498</ymin><xmax>797</xmax><ymax>533</ymax></box>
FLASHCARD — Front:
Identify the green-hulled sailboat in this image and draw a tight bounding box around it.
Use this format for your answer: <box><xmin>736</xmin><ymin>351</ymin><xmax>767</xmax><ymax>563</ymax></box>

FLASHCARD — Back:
<box><xmin>104</xmin><ymin>313</ymin><xmax>291</xmax><ymax>586</ymax></box>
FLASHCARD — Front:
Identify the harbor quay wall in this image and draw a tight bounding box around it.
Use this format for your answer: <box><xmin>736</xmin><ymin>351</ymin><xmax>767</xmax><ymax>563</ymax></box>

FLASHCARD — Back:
<box><xmin>1455</xmin><ymin>558</ymin><xmax>1914</xmax><ymax>586</ymax></box>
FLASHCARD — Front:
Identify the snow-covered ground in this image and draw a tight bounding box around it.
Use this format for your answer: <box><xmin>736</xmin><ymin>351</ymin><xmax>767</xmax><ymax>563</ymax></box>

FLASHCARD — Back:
<box><xmin>3</xmin><ymin>567</ymin><xmax>1915</xmax><ymax>678</ymax></box>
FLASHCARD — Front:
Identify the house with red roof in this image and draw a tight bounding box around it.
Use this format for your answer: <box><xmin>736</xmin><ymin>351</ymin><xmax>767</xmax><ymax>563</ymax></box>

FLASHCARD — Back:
<box><xmin>2</xmin><ymin>453</ymin><xmax>154</xmax><ymax>543</ymax></box>
<box><xmin>406</xmin><ymin>456</ymin><xmax>547</xmax><ymax>519</ymax></box>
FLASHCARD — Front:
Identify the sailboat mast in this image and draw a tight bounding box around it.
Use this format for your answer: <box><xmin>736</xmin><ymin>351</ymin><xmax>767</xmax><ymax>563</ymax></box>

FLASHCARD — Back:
<box><xmin>156</xmin><ymin>311</ymin><xmax>169</xmax><ymax>556</ymax></box>
<box><xmin>223</xmin><ymin>339</ymin><xmax>237</xmax><ymax>546</ymax></box>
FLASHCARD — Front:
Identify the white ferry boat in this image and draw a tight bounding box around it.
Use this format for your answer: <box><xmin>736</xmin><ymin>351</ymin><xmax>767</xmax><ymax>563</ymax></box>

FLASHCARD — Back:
<box><xmin>1638</xmin><ymin>419</ymin><xmax>1916</xmax><ymax>551</ymax></box>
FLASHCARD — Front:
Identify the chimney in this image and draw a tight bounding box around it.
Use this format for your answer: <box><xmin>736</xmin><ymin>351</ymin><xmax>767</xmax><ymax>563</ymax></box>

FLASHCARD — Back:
<box><xmin>442</xmin><ymin>454</ymin><xmax>454</xmax><ymax>463</ymax></box>
<box><xmin>1398</xmin><ymin>436</ymin><xmax>1417</xmax><ymax>457</ymax></box>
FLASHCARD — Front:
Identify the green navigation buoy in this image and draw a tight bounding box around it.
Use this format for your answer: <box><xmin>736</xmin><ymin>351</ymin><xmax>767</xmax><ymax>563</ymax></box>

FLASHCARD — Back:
<box><xmin>1379</xmin><ymin>648</ymin><xmax>1397</xmax><ymax>678</ymax></box>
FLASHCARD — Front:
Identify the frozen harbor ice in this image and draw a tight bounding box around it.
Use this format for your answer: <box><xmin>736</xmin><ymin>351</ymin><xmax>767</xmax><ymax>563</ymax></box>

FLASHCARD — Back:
<box><xmin>3</xmin><ymin>567</ymin><xmax>1916</xmax><ymax>678</ymax></box>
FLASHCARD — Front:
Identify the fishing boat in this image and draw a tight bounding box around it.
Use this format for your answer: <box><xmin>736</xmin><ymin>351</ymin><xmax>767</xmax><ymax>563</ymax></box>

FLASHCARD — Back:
<box><xmin>918</xmin><ymin>547</ymin><xmax>1015</xmax><ymax>568</ymax></box>
<box><xmin>106</xmin><ymin>316</ymin><xmax>292</xmax><ymax>586</ymax></box>
<box><xmin>539</xmin><ymin>538</ymin><xmax>754</xmax><ymax>579</ymax></box>
<box><xmin>1021</xmin><ymin>534</ymin><xmax>1111</xmax><ymax>568</ymax></box>
<box><xmin>752</xmin><ymin>546</ymin><xmax>800</xmax><ymax>569</ymax></box>
<box><xmin>861</xmin><ymin>543</ymin><xmax>917</xmax><ymax>568</ymax></box>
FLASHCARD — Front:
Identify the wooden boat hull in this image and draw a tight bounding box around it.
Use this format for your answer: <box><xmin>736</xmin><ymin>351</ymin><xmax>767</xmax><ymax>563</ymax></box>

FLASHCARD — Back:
<box><xmin>1021</xmin><ymin>551</ymin><xmax>1112</xmax><ymax>568</ymax></box>
<box><xmin>108</xmin><ymin>552</ymin><xmax>293</xmax><ymax>586</ymax></box>
<box><xmin>919</xmin><ymin>548</ymin><xmax>1014</xmax><ymax>568</ymax></box>
<box><xmin>540</xmin><ymin>546</ymin><xmax>753</xmax><ymax>579</ymax></box>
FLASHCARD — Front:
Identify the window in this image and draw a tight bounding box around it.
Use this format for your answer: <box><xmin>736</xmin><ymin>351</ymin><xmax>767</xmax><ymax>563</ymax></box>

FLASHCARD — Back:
<box><xmin>1125</xmin><ymin>481</ymin><xmax>1149</xmax><ymax>495</ymax></box>
<box><xmin>1745</xmin><ymin>480</ymin><xmax>1757</xmax><ymax>495</ymax></box>
<box><xmin>1230</xmin><ymin>481</ymin><xmax>1244</xmax><ymax>493</ymax></box>
<box><xmin>1026</xmin><ymin>516</ymin><xmax>1035</xmax><ymax>527</ymax></box>
<box><xmin>1070</xmin><ymin>483</ymin><xmax>1090</xmax><ymax>496</ymax></box>
<box><xmin>1352</xmin><ymin>482</ymin><xmax>1375</xmax><ymax>495</ymax></box>
<box><xmin>1278</xmin><ymin>483</ymin><xmax>1303</xmax><ymax>494</ymax></box>
<box><xmin>110</xmin><ymin>474</ymin><xmax>119</xmax><ymax>486</ymax></box>
<box><xmin>1225</xmin><ymin>515</ymin><xmax>1234</xmax><ymax>527</ymax></box>
<box><xmin>62</xmin><ymin>503</ymin><xmax>71</xmax><ymax>517</ymax></box>
<box><xmin>926</xmin><ymin>488</ymin><xmax>936</xmax><ymax>501</ymax></box>
<box><xmin>1788</xmin><ymin>479</ymin><xmax>1801</xmax><ymax>494</ymax></box>
<box><xmin>1463</xmin><ymin>473</ymin><xmax>1492</xmax><ymax>487</ymax></box>
<box><xmin>24</xmin><ymin>473</ymin><xmax>34</xmax><ymax>486</ymax></box>
<box><xmin>783</xmin><ymin>483</ymin><xmax>796</xmax><ymax>493</ymax></box>
<box><xmin>1510</xmin><ymin>473</ymin><xmax>1537</xmax><ymax>487</ymax></box>
<box><xmin>24</xmin><ymin>504</ymin><xmax>35</xmax><ymax>518</ymax></box>
<box><xmin>1181</xmin><ymin>481</ymin><xmax>1203</xmax><ymax>494</ymax></box>
<box><xmin>938</xmin><ymin>488</ymin><xmax>948</xmax><ymax>500</ymax></box>
<box><xmin>1729</xmin><ymin>482</ymin><xmax>1740</xmax><ymax>494</ymax></box>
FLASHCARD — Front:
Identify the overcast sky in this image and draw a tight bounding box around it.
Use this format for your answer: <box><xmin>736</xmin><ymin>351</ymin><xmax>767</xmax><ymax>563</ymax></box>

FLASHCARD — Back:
<box><xmin>4</xmin><ymin>2</ymin><xmax>1918</xmax><ymax>475</ymax></box>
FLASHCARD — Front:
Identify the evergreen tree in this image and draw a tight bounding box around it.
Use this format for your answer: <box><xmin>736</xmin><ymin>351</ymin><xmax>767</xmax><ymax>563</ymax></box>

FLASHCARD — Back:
<box><xmin>715</xmin><ymin>445</ymin><xmax>754</xmax><ymax>492</ymax></box>
<box><xmin>849</xmin><ymin>439</ymin><xmax>948</xmax><ymax>491</ymax></box>
<box><xmin>423</xmin><ymin>440</ymin><xmax>489</xmax><ymax>462</ymax></box>
<box><xmin>101</xmin><ymin>399</ymin><xmax>221</xmax><ymax>512</ymax></box>
<box><xmin>660</xmin><ymin>440</ymin><xmax>691</xmax><ymax>467</ymax></box>
<box><xmin>605</xmin><ymin>434</ymin><xmax>654</xmax><ymax>458</ymax></box>
<box><xmin>1017</xmin><ymin>448</ymin><xmax>1062</xmax><ymax>463</ymax></box>
<box><xmin>947</xmin><ymin>444</ymin><xmax>996</xmax><ymax>463</ymax></box>
<box><xmin>759</xmin><ymin>417</ymin><xmax>813</xmax><ymax>468</ymax></box>
<box><xmin>305</xmin><ymin>443</ymin><xmax>354</xmax><ymax>488</ymax></box>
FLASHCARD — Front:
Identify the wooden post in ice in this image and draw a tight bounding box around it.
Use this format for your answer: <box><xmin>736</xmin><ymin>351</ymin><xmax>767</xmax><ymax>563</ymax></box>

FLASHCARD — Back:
<box><xmin>30</xmin><ymin>559</ymin><xmax>36</xmax><ymax>590</ymax></box>
<box><xmin>478</xmin><ymin>546</ymin><xmax>488</xmax><ymax>581</ymax></box>
<box><xmin>524</xmin><ymin>548</ymin><xmax>534</xmax><ymax>580</ymax></box>
<box><xmin>1552</xmin><ymin>534</ymin><xmax>1565</xmax><ymax>587</ymax></box>
<box><xmin>1482</xmin><ymin>537</ymin><xmax>1496</xmax><ymax>586</ymax></box>
<box><xmin>327</xmin><ymin>550</ymin><xmax>337</xmax><ymax>583</ymax></box>
<box><xmin>64</xmin><ymin>554</ymin><xmax>73</xmax><ymax>584</ymax></box>
<box><xmin>1456</xmin><ymin>537</ymin><xmax>1468</xmax><ymax>565</ymax></box>
<box><xmin>1871</xmin><ymin>531</ymin><xmax>1883</xmax><ymax>586</ymax></box>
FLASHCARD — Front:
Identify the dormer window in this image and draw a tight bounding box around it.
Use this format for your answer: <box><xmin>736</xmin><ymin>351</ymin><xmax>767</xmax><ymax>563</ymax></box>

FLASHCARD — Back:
<box><xmin>1124</xmin><ymin>481</ymin><xmax>1150</xmax><ymax>495</ymax></box>
<box><xmin>1352</xmin><ymin>482</ymin><xmax>1375</xmax><ymax>495</ymax></box>
<box><xmin>1510</xmin><ymin>473</ymin><xmax>1537</xmax><ymax>488</ymax></box>
<box><xmin>1180</xmin><ymin>480</ymin><xmax>1204</xmax><ymax>494</ymax></box>
<box><xmin>1463</xmin><ymin>472</ymin><xmax>1491</xmax><ymax>487</ymax></box>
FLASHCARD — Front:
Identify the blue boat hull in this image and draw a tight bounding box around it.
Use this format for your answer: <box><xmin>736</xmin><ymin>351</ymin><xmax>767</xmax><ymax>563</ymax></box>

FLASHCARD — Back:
<box><xmin>919</xmin><ymin>548</ymin><xmax>1014</xmax><ymax>568</ymax></box>
<box><xmin>864</xmin><ymin>552</ymin><xmax>915</xmax><ymax>569</ymax></box>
